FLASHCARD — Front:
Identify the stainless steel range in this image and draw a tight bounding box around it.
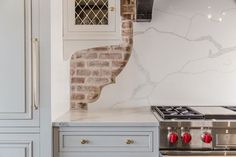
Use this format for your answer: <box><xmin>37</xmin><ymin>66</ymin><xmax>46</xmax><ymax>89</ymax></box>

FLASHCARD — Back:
<box><xmin>152</xmin><ymin>106</ymin><xmax>236</xmax><ymax>157</ymax></box>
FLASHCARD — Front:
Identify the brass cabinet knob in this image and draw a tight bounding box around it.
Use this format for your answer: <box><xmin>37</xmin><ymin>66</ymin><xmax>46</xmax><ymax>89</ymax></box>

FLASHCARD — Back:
<box><xmin>109</xmin><ymin>6</ymin><xmax>115</xmax><ymax>12</ymax></box>
<box><xmin>126</xmin><ymin>139</ymin><xmax>134</xmax><ymax>145</ymax></box>
<box><xmin>80</xmin><ymin>139</ymin><xmax>89</xmax><ymax>144</ymax></box>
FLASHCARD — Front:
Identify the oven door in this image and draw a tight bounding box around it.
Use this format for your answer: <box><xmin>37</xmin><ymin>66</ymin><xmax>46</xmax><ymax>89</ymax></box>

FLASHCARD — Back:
<box><xmin>160</xmin><ymin>150</ymin><xmax>236</xmax><ymax>157</ymax></box>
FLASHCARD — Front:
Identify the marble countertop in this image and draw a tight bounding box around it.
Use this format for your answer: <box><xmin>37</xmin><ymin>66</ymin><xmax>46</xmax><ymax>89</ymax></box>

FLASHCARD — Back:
<box><xmin>53</xmin><ymin>107</ymin><xmax>159</xmax><ymax>127</ymax></box>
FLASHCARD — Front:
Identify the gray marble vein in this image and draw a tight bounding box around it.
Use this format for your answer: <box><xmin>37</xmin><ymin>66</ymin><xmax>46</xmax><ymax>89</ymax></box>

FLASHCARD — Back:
<box><xmin>98</xmin><ymin>0</ymin><xmax>236</xmax><ymax>108</ymax></box>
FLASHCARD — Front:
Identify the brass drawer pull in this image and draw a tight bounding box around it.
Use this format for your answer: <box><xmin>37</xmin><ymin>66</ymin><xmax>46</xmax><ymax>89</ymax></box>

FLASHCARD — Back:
<box><xmin>126</xmin><ymin>139</ymin><xmax>134</xmax><ymax>145</ymax></box>
<box><xmin>80</xmin><ymin>139</ymin><xmax>89</xmax><ymax>144</ymax></box>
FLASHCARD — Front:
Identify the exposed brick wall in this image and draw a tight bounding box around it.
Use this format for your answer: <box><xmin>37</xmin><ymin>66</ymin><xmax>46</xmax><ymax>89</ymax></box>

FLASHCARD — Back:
<box><xmin>70</xmin><ymin>0</ymin><xmax>135</xmax><ymax>110</ymax></box>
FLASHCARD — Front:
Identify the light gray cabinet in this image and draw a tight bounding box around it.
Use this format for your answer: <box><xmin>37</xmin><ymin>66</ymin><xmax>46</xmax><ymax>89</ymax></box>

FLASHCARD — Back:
<box><xmin>62</xmin><ymin>0</ymin><xmax>121</xmax><ymax>59</ymax></box>
<box><xmin>63</xmin><ymin>0</ymin><xmax>120</xmax><ymax>40</ymax></box>
<box><xmin>0</xmin><ymin>0</ymin><xmax>41</xmax><ymax>156</ymax></box>
<box><xmin>60</xmin><ymin>131</ymin><xmax>153</xmax><ymax>152</ymax></box>
<box><xmin>0</xmin><ymin>0</ymin><xmax>39</xmax><ymax>127</ymax></box>
<box><xmin>54</xmin><ymin>126</ymin><xmax>158</xmax><ymax>157</ymax></box>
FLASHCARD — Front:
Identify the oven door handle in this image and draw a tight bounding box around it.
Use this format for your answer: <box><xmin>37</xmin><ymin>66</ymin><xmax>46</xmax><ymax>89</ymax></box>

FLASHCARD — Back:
<box><xmin>159</xmin><ymin>150</ymin><xmax>236</xmax><ymax>157</ymax></box>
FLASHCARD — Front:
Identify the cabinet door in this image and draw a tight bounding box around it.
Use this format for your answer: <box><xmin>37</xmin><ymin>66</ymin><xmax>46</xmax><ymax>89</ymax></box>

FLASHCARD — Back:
<box><xmin>0</xmin><ymin>0</ymin><xmax>39</xmax><ymax>126</ymax></box>
<box><xmin>63</xmin><ymin>0</ymin><xmax>121</xmax><ymax>40</ymax></box>
<box><xmin>0</xmin><ymin>133</ymin><xmax>39</xmax><ymax>157</ymax></box>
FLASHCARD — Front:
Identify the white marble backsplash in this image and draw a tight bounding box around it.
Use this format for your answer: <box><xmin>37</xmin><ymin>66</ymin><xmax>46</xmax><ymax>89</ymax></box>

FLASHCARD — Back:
<box><xmin>91</xmin><ymin>0</ymin><xmax>236</xmax><ymax>108</ymax></box>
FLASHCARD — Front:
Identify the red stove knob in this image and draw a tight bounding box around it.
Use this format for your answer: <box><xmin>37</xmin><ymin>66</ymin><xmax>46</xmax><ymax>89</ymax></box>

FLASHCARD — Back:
<box><xmin>181</xmin><ymin>132</ymin><xmax>192</xmax><ymax>144</ymax></box>
<box><xmin>201</xmin><ymin>132</ymin><xmax>213</xmax><ymax>144</ymax></box>
<box><xmin>168</xmin><ymin>132</ymin><xmax>178</xmax><ymax>144</ymax></box>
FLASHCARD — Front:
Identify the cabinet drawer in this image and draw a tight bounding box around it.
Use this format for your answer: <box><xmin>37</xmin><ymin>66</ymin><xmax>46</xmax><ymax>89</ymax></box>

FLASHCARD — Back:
<box><xmin>60</xmin><ymin>131</ymin><xmax>153</xmax><ymax>152</ymax></box>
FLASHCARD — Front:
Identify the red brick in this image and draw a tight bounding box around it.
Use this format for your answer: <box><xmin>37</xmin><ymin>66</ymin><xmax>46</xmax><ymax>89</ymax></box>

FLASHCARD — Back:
<box><xmin>112</xmin><ymin>61</ymin><xmax>127</xmax><ymax>67</ymax></box>
<box><xmin>112</xmin><ymin>46</ymin><xmax>123</xmax><ymax>51</ymax></box>
<box><xmin>93</xmin><ymin>47</ymin><xmax>109</xmax><ymax>51</ymax></box>
<box><xmin>99</xmin><ymin>53</ymin><xmax>122</xmax><ymax>59</ymax></box>
<box><xmin>77</xmin><ymin>61</ymin><xmax>85</xmax><ymax>67</ymax></box>
<box><xmin>87</xmin><ymin>78</ymin><xmax>110</xmax><ymax>84</ymax></box>
<box><xmin>92</xmin><ymin>70</ymin><xmax>111</xmax><ymax>76</ymax></box>
<box><xmin>125</xmin><ymin>45</ymin><xmax>132</xmax><ymax>52</ymax></box>
<box><xmin>76</xmin><ymin>69</ymin><xmax>91</xmax><ymax>76</ymax></box>
<box><xmin>75</xmin><ymin>54</ymin><xmax>82</xmax><ymax>59</ymax></box>
<box><xmin>85</xmin><ymin>53</ymin><xmax>98</xmax><ymax>59</ymax></box>
<box><xmin>124</xmin><ymin>53</ymin><xmax>131</xmax><ymax>60</ymax></box>
<box><xmin>122</xmin><ymin>21</ymin><xmax>133</xmax><ymax>28</ymax></box>
<box><xmin>71</xmin><ymin>77</ymin><xmax>85</xmax><ymax>84</ymax></box>
<box><xmin>112</xmin><ymin>69</ymin><xmax>123</xmax><ymax>76</ymax></box>
<box><xmin>121</xmin><ymin>0</ymin><xmax>135</xmax><ymax>6</ymax></box>
<box><xmin>76</xmin><ymin>85</ymin><xmax>99</xmax><ymax>92</ymax></box>
<box><xmin>87</xmin><ymin>93</ymin><xmax>99</xmax><ymax>101</ymax></box>
<box><xmin>123</xmin><ymin>38</ymin><xmax>133</xmax><ymax>45</ymax></box>
<box><xmin>122</xmin><ymin>14</ymin><xmax>134</xmax><ymax>19</ymax></box>
<box><xmin>112</xmin><ymin>46</ymin><xmax>129</xmax><ymax>52</ymax></box>
<box><xmin>76</xmin><ymin>53</ymin><xmax>98</xmax><ymax>59</ymax></box>
<box><xmin>71</xmin><ymin>94</ymin><xmax>85</xmax><ymax>100</ymax></box>
<box><xmin>87</xmin><ymin>61</ymin><xmax>110</xmax><ymax>67</ymax></box>
<box><xmin>122</xmin><ymin>29</ymin><xmax>133</xmax><ymax>36</ymax></box>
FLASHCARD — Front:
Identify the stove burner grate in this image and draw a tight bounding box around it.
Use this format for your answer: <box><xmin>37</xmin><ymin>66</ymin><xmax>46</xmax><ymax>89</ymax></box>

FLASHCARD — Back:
<box><xmin>224</xmin><ymin>106</ymin><xmax>236</xmax><ymax>112</ymax></box>
<box><xmin>152</xmin><ymin>106</ymin><xmax>204</xmax><ymax>120</ymax></box>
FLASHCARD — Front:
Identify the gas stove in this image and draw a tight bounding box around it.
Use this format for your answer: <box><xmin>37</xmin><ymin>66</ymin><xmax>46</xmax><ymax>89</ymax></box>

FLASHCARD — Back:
<box><xmin>152</xmin><ymin>106</ymin><xmax>204</xmax><ymax>120</ymax></box>
<box><xmin>152</xmin><ymin>106</ymin><xmax>236</xmax><ymax>157</ymax></box>
<box><xmin>152</xmin><ymin>106</ymin><xmax>236</xmax><ymax>120</ymax></box>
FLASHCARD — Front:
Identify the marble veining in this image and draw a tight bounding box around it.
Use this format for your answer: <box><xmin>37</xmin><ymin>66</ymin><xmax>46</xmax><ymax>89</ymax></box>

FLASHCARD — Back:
<box><xmin>53</xmin><ymin>107</ymin><xmax>158</xmax><ymax>126</ymax></box>
<box><xmin>89</xmin><ymin>0</ymin><xmax>236</xmax><ymax>108</ymax></box>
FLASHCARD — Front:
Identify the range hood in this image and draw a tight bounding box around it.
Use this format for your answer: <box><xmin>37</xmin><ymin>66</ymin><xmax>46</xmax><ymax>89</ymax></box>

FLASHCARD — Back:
<box><xmin>136</xmin><ymin>0</ymin><xmax>154</xmax><ymax>22</ymax></box>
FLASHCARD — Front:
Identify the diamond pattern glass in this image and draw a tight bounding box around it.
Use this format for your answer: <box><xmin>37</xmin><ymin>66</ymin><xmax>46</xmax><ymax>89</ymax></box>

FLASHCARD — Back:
<box><xmin>75</xmin><ymin>0</ymin><xmax>109</xmax><ymax>25</ymax></box>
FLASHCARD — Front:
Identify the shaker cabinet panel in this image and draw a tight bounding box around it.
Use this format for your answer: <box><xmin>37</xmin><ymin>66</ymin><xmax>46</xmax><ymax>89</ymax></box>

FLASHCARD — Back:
<box><xmin>60</xmin><ymin>131</ymin><xmax>153</xmax><ymax>152</ymax></box>
<box><xmin>54</xmin><ymin>126</ymin><xmax>158</xmax><ymax>157</ymax></box>
<box><xmin>0</xmin><ymin>0</ymin><xmax>39</xmax><ymax>126</ymax></box>
<box><xmin>0</xmin><ymin>143</ymin><xmax>32</xmax><ymax>157</ymax></box>
<box><xmin>0</xmin><ymin>134</ymin><xmax>39</xmax><ymax>157</ymax></box>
